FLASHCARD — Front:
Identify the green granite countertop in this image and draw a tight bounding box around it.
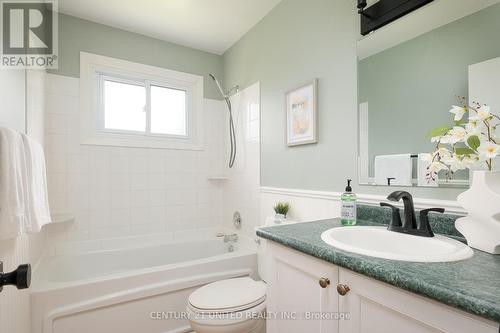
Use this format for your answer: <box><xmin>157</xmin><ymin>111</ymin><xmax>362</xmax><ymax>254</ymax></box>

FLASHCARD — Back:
<box><xmin>257</xmin><ymin>218</ymin><xmax>500</xmax><ymax>323</ymax></box>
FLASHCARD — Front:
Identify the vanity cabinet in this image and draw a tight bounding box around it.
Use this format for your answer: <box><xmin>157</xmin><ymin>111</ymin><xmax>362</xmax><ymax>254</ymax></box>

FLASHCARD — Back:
<box><xmin>266</xmin><ymin>242</ymin><xmax>499</xmax><ymax>333</ymax></box>
<box><xmin>266</xmin><ymin>242</ymin><xmax>339</xmax><ymax>333</ymax></box>
<box><xmin>338</xmin><ymin>268</ymin><xmax>498</xmax><ymax>333</ymax></box>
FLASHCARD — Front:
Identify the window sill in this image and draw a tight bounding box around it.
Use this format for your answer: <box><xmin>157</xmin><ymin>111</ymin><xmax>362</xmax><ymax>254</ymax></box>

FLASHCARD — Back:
<box><xmin>81</xmin><ymin>134</ymin><xmax>204</xmax><ymax>150</ymax></box>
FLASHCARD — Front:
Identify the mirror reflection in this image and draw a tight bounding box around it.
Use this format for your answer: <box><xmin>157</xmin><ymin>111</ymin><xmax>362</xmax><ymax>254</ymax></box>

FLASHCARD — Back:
<box><xmin>357</xmin><ymin>1</ymin><xmax>500</xmax><ymax>187</ymax></box>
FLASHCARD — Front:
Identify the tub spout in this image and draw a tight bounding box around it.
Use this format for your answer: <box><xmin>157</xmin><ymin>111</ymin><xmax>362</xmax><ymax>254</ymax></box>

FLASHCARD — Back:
<box><xmin>216</xmin><ymin>233</ymin><xmax>238</xmax><ymax>243</ymax></box>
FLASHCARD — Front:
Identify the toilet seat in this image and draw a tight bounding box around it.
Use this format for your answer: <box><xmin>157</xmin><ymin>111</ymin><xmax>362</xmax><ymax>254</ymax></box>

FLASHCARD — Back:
<box><xmin>187</xmin><ymin>299</ymin><xmax>266</xmax><ymax>331</ymax></box>
<box><xmin>188</xmin><ymin>277</ymin><xmax>266</xmax><ymax>314</ymax></box>
<box><xmin>187</xmin><ymin>277</ymin><xmax>267</xmax><ymax>332</ymax></box>
<box><xmin>189</xmin><ymin>295</ymin><xmax>266</xmax><ymax>314</ymax></box>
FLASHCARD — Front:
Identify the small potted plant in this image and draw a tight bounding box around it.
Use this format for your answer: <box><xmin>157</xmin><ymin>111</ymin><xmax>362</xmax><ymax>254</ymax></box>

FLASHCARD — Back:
<box><xmin>273</xmin><ymin>202</ymin><xmax>290</xmax><ymax>224</ymax></box>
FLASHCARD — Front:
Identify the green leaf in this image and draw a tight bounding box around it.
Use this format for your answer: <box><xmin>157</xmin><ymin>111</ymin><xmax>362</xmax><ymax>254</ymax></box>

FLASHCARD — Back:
<box><xmin>454</xmin><ymin>119</ymin><xmax>467</xmax><ymax>126</ymax></box>
<box><xmin>273</xmin><ymin>202</ymin><xmax>290</xmax><ymax>215</ymax></box>
<box><xmin>455</xmin><ymin>147</ymin><xmax>475</xmax><ymax>156</ymax></box>
<box><xmin>427</xmin><ymin>125</ymin><xmax>451</xmax><ymax>138</ymax></box>
<box><xmin>467</xmin><ymin>135</ymin><xmax>481</xmax><ymax>151</ymax></box>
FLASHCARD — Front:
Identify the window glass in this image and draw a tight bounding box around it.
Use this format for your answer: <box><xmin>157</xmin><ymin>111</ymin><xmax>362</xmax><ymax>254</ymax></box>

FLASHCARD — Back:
<box><xmin>150</xmin><ymin>85</ymin><xmax>187</xmax><ymax>136</ymax></box>
<box><xmin>104</xmin><ymin>80</ymin><xmax>146</xmax><ymax>132</ymax></box>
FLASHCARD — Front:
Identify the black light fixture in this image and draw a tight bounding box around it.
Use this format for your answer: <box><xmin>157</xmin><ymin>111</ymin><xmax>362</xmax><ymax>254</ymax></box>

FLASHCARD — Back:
<box><xmin>357</xmin><ymin>0</ymin><xmax>367</xmax><ymax>11</ymax></box>
<box><xmin>357</xmin><ymin>0</ymin><xmax>373</xmax><ymax>19</ymax></box>
<box><xmin>358</xmin><ymin>0</ymin><xmax>434</xmax><ymax>36</ymax></box>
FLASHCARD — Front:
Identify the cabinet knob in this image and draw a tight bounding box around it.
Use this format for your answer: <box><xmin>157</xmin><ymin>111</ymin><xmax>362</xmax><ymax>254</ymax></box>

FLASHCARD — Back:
<box><xmin>319</xmin><ymin>277</ymin><xmax>330</xmax><ymax>288</ymax></box>
<box><xmin>337</xmin><ymin>284</ymin><xmax>350</xmax><ymax>296</ymax></box>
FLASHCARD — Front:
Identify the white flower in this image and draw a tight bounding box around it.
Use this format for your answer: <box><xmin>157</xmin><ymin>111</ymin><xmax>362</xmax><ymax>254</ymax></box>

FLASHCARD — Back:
<box><xmin>470</xmin><ymin>105</ymin><xmax>492</xmax><ymax>121</ymax></box>
<box><xmin>462</xmin><ymin>154</ymin><xmax>479</xmax><ymax>166</ymax></box>
<box><xmin>465</xmin><ymin>120</ymin><xmax>483</xmax><ymax>135</ymax></box>
<box><xmin>441</xmin><ymin>155</ymin><xmax>468</xmax><ymax>172</ymax></box>
<box><xmin>477</xmin><ymin>141</ymin><xmax>499</xmax><ymax>159</ymax></box>
<box><xmin>428</xmin><ymin>161</ymin><xmax>447</xmax><ymax>173</ymax></box>
<box><xmin>493</xmin><ymin>125</ymin><xmax>500</xmax><ymax>142</ymax></box>
<box><xmin>433</xmin><ymin>146</ymin><xmax>452</xmax><ymax>158</ymax></box>
<box><xmin>420</xmin><ymin>153</ymin><xmax>433</xmax><ymax>163</ymax></box>
<box><xmin>434</xmin><ymin>134</ymin><xmax>460</xmax><ymax>144</ymax></box>
<box><xmin>448</xmin><ymin>126</ymin><xmax>467</xmax><ymax>144</ymax></box>
<box><xmin>449</xmin><ymin>105</ymin><xmax>467</xmax><ymax>121</ymax></box>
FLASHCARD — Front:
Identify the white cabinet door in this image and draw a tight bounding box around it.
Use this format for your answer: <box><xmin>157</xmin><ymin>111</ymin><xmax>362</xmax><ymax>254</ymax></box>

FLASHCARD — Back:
<box><xmin>267</xmin><ymin>242</ymin><xmax>339</xmax><ymax>333</ymax></box>
<box><xmin>338</xmin><ymin>268</ymin><xmax>498</xmax><ymax>333</ymax></box>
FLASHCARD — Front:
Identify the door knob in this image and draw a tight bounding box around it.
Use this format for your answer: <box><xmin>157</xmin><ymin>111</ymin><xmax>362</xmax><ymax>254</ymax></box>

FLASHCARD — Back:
<box><xmin>337</xmin><ymin>284</ymin><xmax>350</xmax><ymax>296</ymax></box>
<box><xmin>0</xmin><ymin>263</ymin><xmax>31</xmax><ymax>292</ymax></box>
<box><xmin>319</xmin><ymin>277</ymin><xmax>330</xmax><ymax>288</ymax></box>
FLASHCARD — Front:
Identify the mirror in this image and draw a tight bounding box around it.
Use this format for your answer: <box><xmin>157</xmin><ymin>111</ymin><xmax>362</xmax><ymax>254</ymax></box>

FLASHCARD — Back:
<box><xmin>357</xmin><ymin>0</ymin><xmax>500</xmax><ymax>187</ymax></box>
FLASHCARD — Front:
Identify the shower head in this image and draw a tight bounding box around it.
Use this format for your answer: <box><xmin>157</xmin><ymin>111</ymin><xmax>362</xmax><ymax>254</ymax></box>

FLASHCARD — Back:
<box><xmin>209</xmin><ymin>73</ymin><xmax>239</xmax><ymax>99</ymax></box>
<box><xmin>209</xmin><ymin>73</ymin><xmax>227</xmax><ymax>98</ymax></box>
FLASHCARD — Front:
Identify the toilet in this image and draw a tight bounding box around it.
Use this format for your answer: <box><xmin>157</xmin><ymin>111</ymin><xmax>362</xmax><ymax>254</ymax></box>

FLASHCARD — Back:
<box><xmin>186</xmin><ymin>277</ymin><xmax>267</xmax><ymax>333</ymax></box>
<box><xmin>187</xmin><ymin>234</ymin><xmax>270</xmax><ymax>333</ymax></box>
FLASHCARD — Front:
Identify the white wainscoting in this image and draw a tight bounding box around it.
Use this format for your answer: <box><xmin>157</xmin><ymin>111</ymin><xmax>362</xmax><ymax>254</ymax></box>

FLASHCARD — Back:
<box><xmin>260</xmin><ymin>186</ymin><xmax>465</xmax><ymax>226</ymax></box>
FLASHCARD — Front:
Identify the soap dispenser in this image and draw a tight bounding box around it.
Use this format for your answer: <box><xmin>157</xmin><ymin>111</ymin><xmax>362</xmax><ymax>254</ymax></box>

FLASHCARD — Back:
<box><xmin>341</xmin><ymin>179</ymin><xmax>357</xmax><ymax>226</ymax></box>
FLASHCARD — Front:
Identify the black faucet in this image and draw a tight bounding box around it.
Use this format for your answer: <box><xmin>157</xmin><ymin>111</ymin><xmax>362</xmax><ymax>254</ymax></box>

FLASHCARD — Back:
<box><xmin>387</xmin><ymin>191</ymin><xmax>417</xmax><ymax>230</ymax></box>
<box><xmin>380</xmin><ymin>191</ymin><xmax>444</xmax><ymax>237</ymax></box>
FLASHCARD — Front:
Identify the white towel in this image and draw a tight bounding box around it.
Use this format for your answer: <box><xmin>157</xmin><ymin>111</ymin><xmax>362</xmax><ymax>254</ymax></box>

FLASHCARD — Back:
<box><xmin>22</xmin><ymin>134</ymin><xmax>52</xmax><ymax>232</ymax></box>
<box><xmin>0</xmin><ymin>127</ymin><xmax>51</xmax><ymax>239</ymax></box>
<box><xmin>417</xmin><ymin>153</ymin><xmax>438</xmax><ymax>187</ymax></box>
<box><xmin>374</xmin><ymin>154</ymin><xmax>412</xmax><ymax>186</ymax></box>
<box><xmin>0</xmin><ymin>127</ymin><xmax>29</xmax><ymax>238</ymax></box>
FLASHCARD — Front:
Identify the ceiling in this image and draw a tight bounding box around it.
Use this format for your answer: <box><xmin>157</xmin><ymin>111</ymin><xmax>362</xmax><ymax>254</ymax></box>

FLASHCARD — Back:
<box><xmin>58</xmin><ymin>0</ymin><xmax>283</xmax><ymax>55</ymax></box>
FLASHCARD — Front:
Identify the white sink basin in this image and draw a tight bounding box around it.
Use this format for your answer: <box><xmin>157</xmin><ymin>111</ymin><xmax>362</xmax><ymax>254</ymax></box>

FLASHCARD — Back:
<box><xmin>321</xmin><ymin>226</ymin><xmax>473</xmax><ymax>262</ymax></box>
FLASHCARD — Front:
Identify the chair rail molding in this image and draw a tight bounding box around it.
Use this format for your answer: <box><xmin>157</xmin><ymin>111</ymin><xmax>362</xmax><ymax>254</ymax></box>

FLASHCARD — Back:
<box><xmin>260</xmin><ymin>186</ymin><xmax>465</xmax><ymax>215</ymax></box>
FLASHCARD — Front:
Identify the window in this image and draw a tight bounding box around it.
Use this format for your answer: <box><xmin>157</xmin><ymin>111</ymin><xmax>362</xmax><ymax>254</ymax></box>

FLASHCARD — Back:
<box><xmin>80</xmin><ymin>52</ymin><xmax>204</xmax><ymax>150</ymax></box>
<box><xmin>101</xmin><ymin>77</ymin><xmax>188</xmax><ymax>137</ymax></box>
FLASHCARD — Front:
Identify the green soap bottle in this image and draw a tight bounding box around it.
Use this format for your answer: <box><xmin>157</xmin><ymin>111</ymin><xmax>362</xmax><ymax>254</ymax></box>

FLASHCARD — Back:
<box><xmin>341</xmin><ymin>179</ymin><xmax>357</xmax><ymax>226</ymax></box>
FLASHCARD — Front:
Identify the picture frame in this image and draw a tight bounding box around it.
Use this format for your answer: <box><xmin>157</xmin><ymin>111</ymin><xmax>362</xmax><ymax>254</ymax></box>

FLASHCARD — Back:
<box><xmin>285</xmin><ymin>79</ymin><xmax>318</xmax><ymax>146</ymax></box>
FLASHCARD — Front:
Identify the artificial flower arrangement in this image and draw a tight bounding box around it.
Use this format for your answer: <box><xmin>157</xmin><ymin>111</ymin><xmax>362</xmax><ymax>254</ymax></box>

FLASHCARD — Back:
<box><xmin>424</xmin><ymin>97</ymin><xmax>500</xmax><ymax>181</ymax></box>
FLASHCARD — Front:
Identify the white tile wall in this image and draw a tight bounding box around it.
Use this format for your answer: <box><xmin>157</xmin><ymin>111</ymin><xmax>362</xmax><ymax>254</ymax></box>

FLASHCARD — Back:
<box><xmin>222</xmin><ymin>82</ymin><xmax>261</xmax><ymax>236</ymax></box>
<box><xmin>43</xmin><ymin>74</ymin><xmax>227</xmax><ymax>243</ymax></box>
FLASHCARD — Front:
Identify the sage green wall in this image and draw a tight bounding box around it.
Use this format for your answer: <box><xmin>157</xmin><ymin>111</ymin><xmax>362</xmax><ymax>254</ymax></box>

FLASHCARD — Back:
<box><xmin>223</xmin><ymin>0</ymin><xmax>466</xmax><ymax>199</ymax></box>
<box><xmin>360</xmin><ymin>3</ymin><xmax>500</xmax><ymax>177</ymax></box>
<box><xmin>224</xmin><ymin>0</ymin><xmax>358</xmax><ymax>192</ymax></box>
<box><xmin>48</xmin><ymin>14</ymin><xmax>224</xmax><ymax>99</ymax></box>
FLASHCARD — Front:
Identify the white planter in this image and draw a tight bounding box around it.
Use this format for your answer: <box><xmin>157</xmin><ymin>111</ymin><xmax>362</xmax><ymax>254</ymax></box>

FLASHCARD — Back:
<box><xmin>455</xmin><ymin>170</ymin><xmax>500</xmax><ymax>254</ymax></box>
<box><xmin>274</xmin><ymin>214</ymin><xmax>286</xmax><ymax>224</ymax></box>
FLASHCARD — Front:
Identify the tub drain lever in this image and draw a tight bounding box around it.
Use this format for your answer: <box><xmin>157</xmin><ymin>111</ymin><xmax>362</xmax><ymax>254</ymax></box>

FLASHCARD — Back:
<box><xmin>0</xmin><ymin>261</ymin><xmax>31</xmax><ymax>293</ymax></box>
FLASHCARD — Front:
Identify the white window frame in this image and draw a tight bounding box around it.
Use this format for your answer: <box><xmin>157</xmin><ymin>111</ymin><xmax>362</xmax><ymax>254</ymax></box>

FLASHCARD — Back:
<box><xmin>80</xmin><ymin>52</ymin><xmax>204</xmax><ymax>150</ymax></box>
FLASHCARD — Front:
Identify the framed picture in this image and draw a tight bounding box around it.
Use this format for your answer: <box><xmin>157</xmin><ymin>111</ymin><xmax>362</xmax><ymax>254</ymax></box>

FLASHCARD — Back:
<box><xmin>285</xmin><ymin>79</ymin><xmax>318</xmax><ymax>146</ymax></box>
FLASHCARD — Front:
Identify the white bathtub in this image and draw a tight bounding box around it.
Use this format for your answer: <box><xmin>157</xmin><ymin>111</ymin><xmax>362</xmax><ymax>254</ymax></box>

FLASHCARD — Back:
<box><xmin>31</xmin><ymin>232</ymin><xmax>258</xmax><ymax>333</ymax></box>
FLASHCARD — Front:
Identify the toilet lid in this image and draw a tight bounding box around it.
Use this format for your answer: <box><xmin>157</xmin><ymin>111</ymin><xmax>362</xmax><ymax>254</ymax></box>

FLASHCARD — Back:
<box><xmin>188</xmin><ymin>277</ymin><xmax>266</xmax><ymax>312</ymax></box>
